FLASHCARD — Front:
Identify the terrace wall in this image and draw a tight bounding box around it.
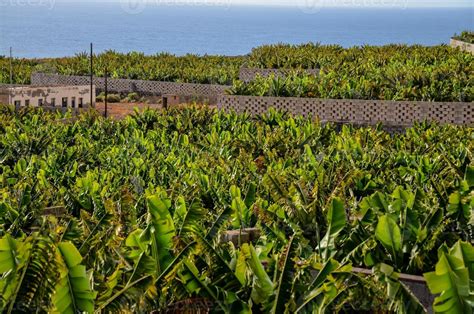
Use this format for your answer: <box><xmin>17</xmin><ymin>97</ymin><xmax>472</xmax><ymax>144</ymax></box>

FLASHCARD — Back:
<box><xmin>239</xmin><ymin>67</ymin><xmax>320</xmax><ymax>82</ymax></box>
<box><xmin>218</xmin><ymin>95</ymin><xmax>474</xmax><ymax>127</ymax></box>
<box><xmin>450</xmin><ymin>39</ymin><xmax>474</xmax><ymax>54</ymax></box>
<box><xmin>31</xmin><ymin>73</ymin><xmax>230</xmax><ymax>104</ymax></box>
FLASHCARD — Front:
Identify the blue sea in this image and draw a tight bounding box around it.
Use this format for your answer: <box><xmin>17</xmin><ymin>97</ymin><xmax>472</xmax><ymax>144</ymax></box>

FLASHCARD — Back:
<box><xmin>0</xmin><ymin>2</ymin><xmax>472</xmax><ymax>58</ymax></box>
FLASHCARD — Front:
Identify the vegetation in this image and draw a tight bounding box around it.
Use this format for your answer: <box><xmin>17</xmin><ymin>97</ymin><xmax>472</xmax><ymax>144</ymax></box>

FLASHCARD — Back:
<box><xmin>0</xmin><ymin>57</ymin><xmax>37</xmax><ymax>85</ymax></box>
<box><xmin>1</xmin><ymin>44</ymin><xmax>473</xmax><ymax>102</ymax></box>
<box><xmin>247</xmin><ymin>43</ymin><xmax>473</xmax><ymax>70</ymax></box>
<box><xmin>96</xmin><ymin>92</ymin><xmax>145</xmax><ymax>103</ymax></box>
<box><xmin>227</xmin><ymin>70</ymin><xmax>473</xmax><ymax>101</ymax></box>
<box><xmin>453</xmin><ymin>31</ymin><xmax>474</xmax><ymax>44</ymax></box>
<box><xmin>230</xmin><ymin>44</ymin><xmax>474</xmax><ymax>102</ymax></box>
<box><xmin>95</xmin><ymin>93</ymin><xmax>121</xmax><ymax>103</ymax></box>
<box><xmin>0</xmin><ymin>106</ymin><xmax>473</xmax><ymax>312</ymax></box>
<box><xmin>0</xmin><ymin>51</ymin><xmax>244</xmax><ymax>85</ymax></box>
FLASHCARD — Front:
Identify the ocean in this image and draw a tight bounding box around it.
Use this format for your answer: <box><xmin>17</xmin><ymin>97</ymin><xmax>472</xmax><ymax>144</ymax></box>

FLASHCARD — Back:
<box><xmin>0</xmin><ymin>2</ymin><xmax>472</xmax><ymax>58</ymax></box>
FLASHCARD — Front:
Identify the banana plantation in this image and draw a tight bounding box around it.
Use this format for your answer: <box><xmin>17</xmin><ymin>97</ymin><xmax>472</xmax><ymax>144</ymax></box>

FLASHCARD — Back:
<box><xmin>0</xmin><ymin>52</ymin><xmax>243</xmax><ymax>85</ymax></box>
<box><xmin>231</xmin><ymin>44</ymin><xmax>474</xmax><ymax>102</ymax></box>
<box><xmin>227</xmin><ymin>68</ymin><xmax>473</xmax><ymax>101</ymax></box>
<box><xmin>0</xmin><ymin>106</ymin><xmax>473</xmax><ymax>313</ymax></box>
<box><xmin>1</xmin><ymin>43</ymin><xmax>472</xmax><ymax>102</ymax></box>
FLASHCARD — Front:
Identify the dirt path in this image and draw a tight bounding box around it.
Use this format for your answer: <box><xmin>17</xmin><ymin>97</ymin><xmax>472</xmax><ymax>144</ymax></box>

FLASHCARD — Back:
<box><xmin>95</xmin><ymin>102</ymin><xmax>162</xmax><ymax>119</ymax></box>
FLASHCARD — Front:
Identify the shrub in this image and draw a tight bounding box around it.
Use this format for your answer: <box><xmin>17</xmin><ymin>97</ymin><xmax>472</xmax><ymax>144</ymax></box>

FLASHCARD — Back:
<box><xmin>106</xmin><ymin>94</ymin><xmax>121</xmax><ymax>103</ymax></box>
<box><xmin>125</xmin><ymin>92</ymin><xmax>140</xmax><ymax>102</ymax></box>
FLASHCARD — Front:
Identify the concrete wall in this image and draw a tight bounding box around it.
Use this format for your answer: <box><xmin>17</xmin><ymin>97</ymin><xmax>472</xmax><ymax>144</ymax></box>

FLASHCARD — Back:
<box><xmin>4</xmin><ymin>85</ymin><xmax>95</xmax><ymax>108</ymax></box>
<box><xmin>239</xmin><ymin>67</ymin><xmax>320</xmax><ymax>82</ymax></box>
<box><xmin>0</xmin><ymin>84</ymin><xmax>25</xmax><ymax>103</ymax></box>
<box><xmin>450</xmin><ymin>38</ymin><xmax>474</xmax><ymax>54</ymax></box>
<box><xmin>0</xmin><ymin>83</ymin><xmax>25</xmax><ymax>88</ymax></box>
<box><xmin>31</xmin><ymin>73</ymin><xmax>229</xmax><ymax>104</ymax></box>
<box><xmin>0</xmin><ymin>90</ymin><xmax>9</xmax><ymax>105</ymax></box>
<box><xmin>218</xmin><ymin>95</ymin><xmax>474</xmax><ymax>127</ymax></box>
<box><xmin>161</xmin><ymin>94</ymin><xmax>214</xmax><ymax>108</ymax></box>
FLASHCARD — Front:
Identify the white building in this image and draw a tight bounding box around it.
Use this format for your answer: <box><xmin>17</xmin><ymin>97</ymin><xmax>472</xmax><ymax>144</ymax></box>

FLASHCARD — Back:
<box><xmin>0</xmin><ymin>85</ymin><xmax>95</xmax><ymax>108</ymax></box>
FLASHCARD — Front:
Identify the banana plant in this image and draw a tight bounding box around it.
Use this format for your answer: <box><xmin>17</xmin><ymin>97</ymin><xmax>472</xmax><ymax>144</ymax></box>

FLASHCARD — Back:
<box><xmin>373</xmin><ymin>263</ymin><xmax>426</xmax><ymax>313</ymax></box>
<box><xmin>0</xmin><ymin>234</ymin><xmax>95</xmax><ymax>313</ymax></box>
<box><xmin>447</xmin><ymin>166</ymin><xmax>474</xmax><ymax>237</ymax></box>
<box><xmin>230</xmin><ymin>185</ymin><xmax>253</xmax><ymax>229</ymax></box>
<box><xmin>353</xmin><ymin>188</ymin><xmax>447</xmax><ymax>273</ymax></box>
<box><xmin>235</xmin><ymin>235</ymin><xmax>353</xmax><ymax>313</ymax></box>
<box><xmin>424</xmin><ymin>241</ymin><xmax>474</xmax><ymax>313</ymax></box>
<box><xmin>53</xmin><ymin>242</ymin><xmax>95</xmax><ymax>313</ymax></box>
<box><xmin>318</xmin><ymin>198</ymin><xmax>347</xmax><ymax>261</ymax></box>
<box><xmin>1</xmin><ymin>106</ymin><xmax>473</xmax><ymax>313</ymax></box>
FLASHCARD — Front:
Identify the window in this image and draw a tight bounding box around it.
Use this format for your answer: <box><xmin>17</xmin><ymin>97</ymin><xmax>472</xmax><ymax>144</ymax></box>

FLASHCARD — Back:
<box><xmin>62</xmin><ymin>97</ymin><xmax>68</xmax><ymax>108</ymax></box>
<box><xmin>71</xmin><ymin>97</ymin><xmax>76</xmax><ymax>108</ymax></box>
<box><xmin>38</xmin><ymin>99</ymin><xmax>44</xmax><ymax>106</ymax></box>
<box><xmin>25</xmin><ymin>99</ymin><xmax>30</xmax><ymax>107</ymax></box>
<box><xmin>78</xmin><ymin>98</ymin><xmax>83</xmax><ymax>108</ymax></box>
<box><xmin>51</xmin><ymin>98</ymin><xmax>56</xmax><ymax>106</ymax></box>
<box><xmin>14</xmin><ymin>100</ymin><xmax>21</xmax><ymax>107</ymax></box>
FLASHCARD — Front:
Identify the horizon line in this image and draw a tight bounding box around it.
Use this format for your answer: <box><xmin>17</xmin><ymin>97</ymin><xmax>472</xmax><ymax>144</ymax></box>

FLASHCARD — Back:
<box><xmin>39</xmin><ymin>1</ymin><xmax>474</xmax><ymax>9</ymax></box>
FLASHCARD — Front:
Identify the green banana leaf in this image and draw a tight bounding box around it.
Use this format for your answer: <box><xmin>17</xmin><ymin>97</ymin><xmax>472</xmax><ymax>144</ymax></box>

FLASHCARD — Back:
<box><xmin>53</xmin><ymin>242</ymin><xmax>95</xmax><ymax>314</ymax></box>
<box><xmin>424</xmin><ymin>241</ymin><xmax>474</xmax><ymax>314</ymax></box>
<box><xmin>319</xmin><ymin>198</ymin><xmax>346</xmax><ymax>260</ymax></box>
<box><xmin>375</xmin><ymin>214</ymin><xmax>402</xmax><ymax>265</ymax></box>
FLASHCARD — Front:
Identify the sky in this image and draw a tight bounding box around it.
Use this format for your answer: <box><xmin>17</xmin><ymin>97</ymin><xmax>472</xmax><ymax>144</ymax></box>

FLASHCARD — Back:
<box><xmin>53</xmin><ymin>0</ymin><xmax>473</xmax><ymax>7</ymax></box>
<box><xmin>228</xmin><ymin>0</ymin><xmax>472</xmax><ymax>7</ymax></box>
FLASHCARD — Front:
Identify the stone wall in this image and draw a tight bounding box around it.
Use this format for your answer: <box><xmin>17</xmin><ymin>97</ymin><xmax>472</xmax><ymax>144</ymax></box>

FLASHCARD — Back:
<box><xmin>450</xmin><ymin>38</ymin><xmax>474</xmax><ymax>54</ymax></box>
<box><xmin>218</xmin><ymin>95</ymin><xmax>474</xmax><ymax>126</ymax></box>
<box><xmin>239</xmin><ymin>67</ymin><xmax>320</xmax><ymax>82</ymax></box>
<box><xmin>31</xmin><ymin>73</ymin><xmax>230</xmax><ymax>104</ymax></box>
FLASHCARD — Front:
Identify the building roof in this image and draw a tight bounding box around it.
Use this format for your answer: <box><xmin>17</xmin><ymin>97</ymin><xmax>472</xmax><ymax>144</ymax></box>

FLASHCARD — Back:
<box><xmin>1</xmin><ymin>84</ymin><xmax>95</xmax><ymax>91</ymax></box>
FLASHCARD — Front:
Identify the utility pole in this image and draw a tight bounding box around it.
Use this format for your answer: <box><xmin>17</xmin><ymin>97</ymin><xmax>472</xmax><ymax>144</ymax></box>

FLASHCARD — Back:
<box><xmin>104</xmin><ymin>67</ymin><xmax>108</xmax><ymax>118</ymax></box>
<box><xmin>9</xmin><ymin>47</ymin><xmax>13</xmax><ymax>86</ymax></box>
<box><xmin>90</xmin><ymin>43</ymin><xmax>94</xmax><ymax>108</ymax></box>
<box><xmin>9</xmin><ymin>47</ymin><xmax>14</xmax><ymax>111</ymax></box>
